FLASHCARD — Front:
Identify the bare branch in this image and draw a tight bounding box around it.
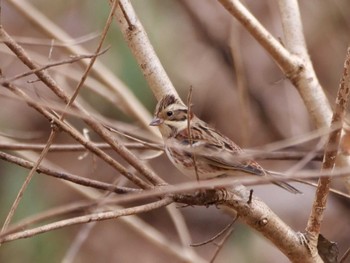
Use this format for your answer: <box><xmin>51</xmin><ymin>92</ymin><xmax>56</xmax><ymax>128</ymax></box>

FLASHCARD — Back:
<box><xmin>174</xmin><ymin>187</ymin><xmax>318</xmax><ymax>263</ymax></box>
<box><xmin>114</xmin><ymin>0</ymin><xmax>179</xmax><ymax>101</ymax></box>
<box><xmin>0</xmin><ymin>142</ymin><xmax>161</xmax><ymax>152</ymax></box>
<box><xmin>5</xmin><ymin>0</ymin><xmax>155</xmax><ymax>133</ymax></box>
<box><xmin>340</xmin><ymin>246</ymin><xmax>350</xmax><ymax>263</ymax></box>
<box><xmin>209</xmin><ymin>218</ymin><xmax>237</xmax><ymax>263</ymax></box>
<box><xmin>1</xmin><ymin>48</ymin><xmax>109</xmax><ymax>83</ymax></box>
<box><xmin>218</xmin><ymin>0</ymin><xmax>331</xmax><ymax>127</ymax></box>
<box><xmin>306</xmin><ymin>46</ymin><xmax>350</xmax><ymax>253</ymax></box>
<box><xmin>0</xmin><ymin>24</ymin><xmax>164</xmax><ymax>187</ymax></box>
<box><xmin>276</xmin><ymin>0</ymin><xmax>332</xmax><ymax>128</ymax></box>
<box><xmin>1</xmin><ymin>129</ymin><xmax>57</xmax><ymax>232</ymax></box>
<box><xmin>0</xmin><ymin>151</ymin><xmax>138</xmax><ymax>194</ymax></box>
<box><xmin>1</xmin><ymin>81</ymin><xmax>151</xmax><ymax>189</ymax></box>
<box><xmin>0</xmin><ymin>198</ymin><xmax>173</xmax><ymax>243</ymax></box>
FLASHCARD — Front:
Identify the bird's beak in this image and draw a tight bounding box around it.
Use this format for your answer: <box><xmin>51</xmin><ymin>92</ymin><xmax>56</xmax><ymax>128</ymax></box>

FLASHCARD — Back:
<box><xmin>149</xmin><ymin>117</ymin><xmax>163</xmax><ymax>126</ymax></box>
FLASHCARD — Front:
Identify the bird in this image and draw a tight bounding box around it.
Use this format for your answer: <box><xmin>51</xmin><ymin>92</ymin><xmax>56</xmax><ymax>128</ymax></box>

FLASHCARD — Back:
<box><xmin>149</xmin><ymin>94</ymin><xmax>301</xmax><ymax>194</ymax></box>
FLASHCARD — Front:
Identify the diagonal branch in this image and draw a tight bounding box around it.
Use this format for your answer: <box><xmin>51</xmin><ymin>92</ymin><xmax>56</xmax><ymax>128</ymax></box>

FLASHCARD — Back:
<box><xmin>5</xmin><ymin>0</ymin><xmax>155</xmax><ymax>133</ymax></box>
<box><xmin>173</xmin><ymin>187</ymin><xmax>317</xmax><ymax>263</ymax></box>
<box><xmin>114</xmin><ymin>0</ymin><xmax>180</xmax><ymax>101</ymax></box>
<box><xmin>0</xmin><ymin>151</ymin><xmax>139</xmax><ymax>194</ymax></box>
<box><xmin>218</xmin><ymin>0</ymin><xmax>331</xmax><ymax>128</ymax></box>
<box><xmin>0</xmin><ymin>198</ymin><xmax>173</xmax><ymax>243</ymax></box>
<box><xmin>1</xmin><ymin>81</ymin><xmax>151</xmax><ymax>189</ymax></box>
<box><xmin>0</xmin><ymin>1</ymin><xmax>120</xmax><ymax>232</ymax></box>
<box><xmin>1</xmin><ymin>48</ymin><xmax>109</xmax><ymax>84</ymax></box>
<box><xmin>306</xmin><ymin>46</ymin><xmax>350</xmax><ymax>254</ymax></box>
<box><xmin>0</xmin><ymin>22</ymin><xmax>164</xmax><ymax>187</ymax></box>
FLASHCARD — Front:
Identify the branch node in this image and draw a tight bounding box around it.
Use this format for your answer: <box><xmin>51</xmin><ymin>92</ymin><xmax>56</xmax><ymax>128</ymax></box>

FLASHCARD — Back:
<box><xmin>258</xmin><ymin>217</ymin><xmax>268</xmax><ymax>227</ymax></box>
<box><xmin>247</xmin><ymin>189</ymin><xmax>253</xmax><ymax>204</ymax></box>
<box><xmin>118</xmin><ymin>1</ymin><xmax>135</xmax><ymax>31</ymax></box>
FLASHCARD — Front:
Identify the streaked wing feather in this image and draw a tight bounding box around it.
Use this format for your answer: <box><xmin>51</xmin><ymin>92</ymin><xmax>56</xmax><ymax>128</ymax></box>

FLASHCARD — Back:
<box><xmin>175</xmin><ymin>118</ymin><xmax>265</xmax><ymax>176</ymax></box>
<box><xmin>202</xmin><ymin>156</ymin><xmax>265</xmax><ymax>176</ymax></box>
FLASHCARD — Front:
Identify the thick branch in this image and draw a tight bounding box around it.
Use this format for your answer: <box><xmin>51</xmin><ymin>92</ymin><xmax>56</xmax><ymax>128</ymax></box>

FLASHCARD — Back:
<box><xmin>218</xmin><ymin>0</ymin><xmax>331</xmax><ymax>128</ymax></box>
<box><xmin>174</xmin><ymin>187</ymin><xmax>318</xmax><ymax>263</ymax></box>
<box><xmin>277</xmin><ymin>0</ymin><xmax>332</xmax><ymax>128</ymax></box>
<box><xmin>114</xmin><ymin>0</ymin><xmax>179</xmax><ymax>101</ymax></box>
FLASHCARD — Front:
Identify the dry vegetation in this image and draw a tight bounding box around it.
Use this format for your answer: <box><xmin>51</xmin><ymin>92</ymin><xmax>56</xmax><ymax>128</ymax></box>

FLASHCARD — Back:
<box><xmin>0</xmin><ymin>1</ymin><xmax>350</xmax><ymax>262</ymax></box>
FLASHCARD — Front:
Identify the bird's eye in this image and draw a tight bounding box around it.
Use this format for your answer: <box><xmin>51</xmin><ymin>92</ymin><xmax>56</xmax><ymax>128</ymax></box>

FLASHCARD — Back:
<box><xmin>166</xmin><ymin>111</ymin><xmax>173</xmax><ymax>117</ymax></box>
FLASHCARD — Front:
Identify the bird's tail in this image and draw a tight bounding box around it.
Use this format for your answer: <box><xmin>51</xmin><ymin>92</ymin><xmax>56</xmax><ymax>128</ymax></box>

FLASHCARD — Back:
<box><xmin>272</xmin><ymin>181</ymin><xmax>302</xmax><ymax>194</ymax></box>
<box><xmin>267</xmin><ymin>170</ymin><xmax>302</xmax><ymax>194</ymax></box>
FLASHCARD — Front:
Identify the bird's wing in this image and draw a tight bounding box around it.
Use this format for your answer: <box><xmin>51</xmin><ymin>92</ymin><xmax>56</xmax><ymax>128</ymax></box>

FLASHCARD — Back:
<box><xmin>174</xmin><ymin>119</ymin><xmax>265</xmax><ymax>176</ymax></box>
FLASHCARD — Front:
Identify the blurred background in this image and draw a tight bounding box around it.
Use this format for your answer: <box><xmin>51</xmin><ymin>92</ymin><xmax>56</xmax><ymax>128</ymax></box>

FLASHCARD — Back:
<box><xmin>0</xmin><ymin>0</ymin><xmax>350</xmax><ymax>262</ymax></box>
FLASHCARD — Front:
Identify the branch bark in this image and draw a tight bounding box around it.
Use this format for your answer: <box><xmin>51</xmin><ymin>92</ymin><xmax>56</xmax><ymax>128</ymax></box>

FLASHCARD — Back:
<box><xmin>174</xmin><ymin>187</ymin><xmax>317</xmax><ymax>263</ymax></box>
<box><xmin>5</xmin><ymin>0</ymin><xmax>155</xmax><ymax>134</ymax></box>
<box><xmin>114</xmin><ymin>0</ymin><xmax>180</xmax><ymax>101</ymax></box>
<box><xmin>306</xmin><ymin>46</ymin><xmax>350</xmax><ymax>255</ymax></box>
<box><xmin>112</xmin><ymin>0</ymin><xmax>325</xmax><ymax>261</ymax></box>
<box><xmin>0</xmin><ymin>25</ymin><xmax>164</xmax><ymax>187</ymax></box>
<box><xmin>218</xmin><ymin>0</ymin><xmax>331</xmax><ymax>128</ymax></box>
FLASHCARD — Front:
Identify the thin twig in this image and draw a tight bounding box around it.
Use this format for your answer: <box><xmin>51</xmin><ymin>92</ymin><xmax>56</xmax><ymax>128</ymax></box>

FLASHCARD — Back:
<box><xmin>218</xmin><ymin>0</ymin><xmax>301</xmax><ymax>77</ymax></box>
<box><xmin>306</xmin><ymin>46</ymin><xmax>350</xmax><ymax>252</ymax></box>
<box><xmin>5</xmin><ymin>0</ymin><xmax>155</xmax><ymax>133</ymax></box>
<box><xmin>229</xmin><ymin>22</ymin><xmax>250</xmax><ymax>146</ymax></box>
<box><xmin>0</xmin><ymin>198</ymin><xmax>173</xmax><ymax>243</ymax></box>
<box><xmin>0</xmin><ymin>1</ymin><xmax>119</xmax><ymax>232</ymax></box>
<box><xmin>209</xmin><ymin>217</ymin><xmax>238</xmax><ymax>263</ymax></box>
<box><xmin>191</xmin><ymin>216</ymin><xmax>237</xmax><ymax>247</ymax></box>
<box><xmin>62</xmin><ymin>222</ymin><xmax>96</xmax><ymax>263</ymax></box>
<box><xmin>186</xmin><ymin>86</ymin><xmax>200</xmax><ymax>181</ymax></box>
<box><xmin>340</xmin><ymin>246</ymin><xmax>350</xmax><ymax>263</ymax></box>
<box><xmin>0</xmin><ymin>151</ymin><xmax>139</xmax><ymax>194</ymax></box>
<box><xmin>165</xmin><ymin>204</ymin><xmax>194</xmax><ymax>252</ymax></box>
<box><xmin>0</xmin><ymin>13</ymin><xmax>161</xmax><ymax>188</ymax></box>
<box><xmin>0</xmin><ymin>142</ymin><xmax>161</xmax><ymax>151</ymax></box>
<box><xmin>0</xmin><ymin>200</ymin><xmax>102</xmax><ymax>238</ymax></box>
<box><xmin>2</xmin><ymin>81</ymin><xmax>151</xmax><ymax>188</ymax></box>
<box><xmin>4</xmin><ymin>32</ymin><xmax>99</xmax><ymax>47</ymax></box>
<box><xmin>1</xmin><ymin>128</ymin><xmax>58</xmax><ymax>232</ymax></box>
<box><xmin>1</xmin><ymin>47</ymin><xmax>109</xmax><ymax>84</ymax></box>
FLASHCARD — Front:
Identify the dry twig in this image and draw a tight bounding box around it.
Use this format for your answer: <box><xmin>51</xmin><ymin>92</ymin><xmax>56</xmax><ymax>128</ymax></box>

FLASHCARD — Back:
<box><xmin>306</xmin><ymin>47</ymin><xmax>350</xmax><ymax>255</ymax></box>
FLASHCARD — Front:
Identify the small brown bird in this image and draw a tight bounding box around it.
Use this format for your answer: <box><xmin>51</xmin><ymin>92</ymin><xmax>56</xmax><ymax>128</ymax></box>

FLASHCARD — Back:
<box><xmin>150</xmin><ymin>94</ymin><xmax>300</xmax><ymax>194</ymax></box>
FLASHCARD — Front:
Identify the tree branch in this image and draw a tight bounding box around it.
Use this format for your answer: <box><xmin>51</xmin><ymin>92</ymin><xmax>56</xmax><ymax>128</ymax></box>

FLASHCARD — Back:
<box><xmin>174</xmin><ymin>187</ymin><xmax>318</xmax><ymax>263</ymax></box>
<box><xmin>0</xmin><ymin>151</ymin><xmax>139</xmax><ymax>194</ymax></box>
<box><xmin>218</xmin><ymin>0</ymin><xmax>331</xmax><ymax>128</ymax></box>
<box><xmin>0</xmin><ymin>24</ymin><xmax>164</xmax><ymax>187</ymax></box>
<box><xmin>5</xmin><ymin>0</ymin><xmax>155</xmax><ymax>134</ymax></box>
<box><xmin>306</xmin><ymin>46</ymin><xmax>350</xmax><ymax>255</ymax></box>
<box><xmin>0</xmin><ymin>198</ymin><xmax>173</xmax><ymax>243</ymax></box>
<box><xmin>114</xmin><ymin>0</ymin><xmax>180</xmax><ymax>101</ymax></box>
